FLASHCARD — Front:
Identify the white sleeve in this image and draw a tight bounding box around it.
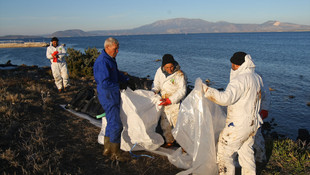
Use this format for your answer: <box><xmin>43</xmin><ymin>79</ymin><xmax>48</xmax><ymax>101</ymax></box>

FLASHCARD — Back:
<box><xmin>151</xmin><ymin>68</ymin><xmax>161</xmax><ymax>93</ymax></box>
<box><xmin>57</xmin><ymin>45</ymin><xmax>66</xmax><ymax>59</ymax></box>
<box><xmin>260</xmin><ymin>79</ymin><xmax>271</xmax><ymax>111</ymax></box>
<box><xmin>205</xmin><ymin>78</ymin><xmax>243</xmax><ymax>106</ymax></box>
<box><xmin>169</xmin><ymin>72</ymin><xmax>187</xmax><ymax>104</ymax></box>
<box><xmin>46</xmin><ymin>47</ymin><xmax>53</xmax><ymax>59</ymax></box>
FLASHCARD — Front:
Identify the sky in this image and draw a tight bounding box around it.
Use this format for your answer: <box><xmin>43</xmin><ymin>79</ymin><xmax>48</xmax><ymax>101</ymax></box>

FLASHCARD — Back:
<box><xmin>0</xmin><ymin>0</ymin><xmax>310</xmax><ymax>36</ymax></box>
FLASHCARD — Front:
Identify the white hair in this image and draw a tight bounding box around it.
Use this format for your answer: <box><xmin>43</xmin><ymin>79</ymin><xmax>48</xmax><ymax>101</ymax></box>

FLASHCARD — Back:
<box><xmin>104</xmin><ymin>37</ymin><xmax>119</xmax><ymax>48</ymax></box>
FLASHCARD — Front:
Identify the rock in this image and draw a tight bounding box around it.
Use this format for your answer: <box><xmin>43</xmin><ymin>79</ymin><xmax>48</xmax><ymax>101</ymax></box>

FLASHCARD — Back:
<box><xmin>6</xmin><ymin>60</ymin><xmax>12</xmax><ymax>65</ymax></box>
<box><xmin>269</xmin><ymin>87</ymin><xmax>275</xmax><ymax>91</ymax></box>
<box><xmin>205</xmin><ymin>79</ymin><xmax>212</xmax><ymax>86</ymax></box>
<box><xmin>0</xmin><ymin>60</ymin><xmax>17</xmax><ymax>68</ymax></box>
<box><xmin>296</xmin><ymin>129</ymin><xmax>310</xmax><ymax>146</ymax></box>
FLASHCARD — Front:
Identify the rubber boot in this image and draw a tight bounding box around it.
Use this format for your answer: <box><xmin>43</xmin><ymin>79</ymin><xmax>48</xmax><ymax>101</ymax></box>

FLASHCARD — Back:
<box><xmin>110</xmin><ymin>142</ymin><xmax>131</xmax><ymax>162</ymax></box>
<box><xmin>103</xmin><ymin>136</ymin><xmax>111</xmax><ymax>156</ymax></box>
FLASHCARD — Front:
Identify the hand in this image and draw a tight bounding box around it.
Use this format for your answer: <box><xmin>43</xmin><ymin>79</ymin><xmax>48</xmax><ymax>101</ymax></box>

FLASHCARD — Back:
<box><xmin>159</xmin><ymin>98</ymin><xmax>171</xmax><ymax>106</ymax></box>
<box><xmin>52</xmin><ymin>51</ymin><xmax>59</xmax><ymax>56</ymax></box>
<box><xmin>260</xmin><ymin>110</ymin><xmax>268</xmax><ymax>120</ymax></box>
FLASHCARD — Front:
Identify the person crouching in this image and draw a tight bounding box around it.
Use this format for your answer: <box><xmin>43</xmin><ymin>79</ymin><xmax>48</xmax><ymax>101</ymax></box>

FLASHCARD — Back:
<box><xmin>152</xmin><ymin>54</ymin><xmax>187</xmax><ymax>147</ymax></box>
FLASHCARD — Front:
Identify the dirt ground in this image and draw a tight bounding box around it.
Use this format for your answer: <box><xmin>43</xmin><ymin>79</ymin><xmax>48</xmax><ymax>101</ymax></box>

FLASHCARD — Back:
<box><xmin>0</xmin><ymin>66</ymin><xmax>182</xmax><ymax>175</ymax></box>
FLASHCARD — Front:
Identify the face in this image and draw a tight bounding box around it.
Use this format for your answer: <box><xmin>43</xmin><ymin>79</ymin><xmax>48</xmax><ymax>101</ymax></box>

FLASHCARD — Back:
<box><xmin>164</xmin><ymin>63</ymin><xmax>175</xmax><ymax>74</ymax></box>
<box><xmin>231</xmin><ymin>63</ymin><xmax>240</xmax><ymax>71</ymax></box>
<box><xmin>105</xmin><ymin>43</ymin><xmax>119</xmax><ymax>58</ymax></box>
<box><xmin>52</xmin><ymin>41</ymin><xmax>58</xmax><ymax>47</ymax></box>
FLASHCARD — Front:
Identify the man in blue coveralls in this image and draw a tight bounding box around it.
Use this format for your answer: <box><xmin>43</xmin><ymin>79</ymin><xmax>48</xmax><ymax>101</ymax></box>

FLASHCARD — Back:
<box><xmin>93</xmin><ymin>37</ymin><xmax>130</xmax><ymax>162</ymax></box>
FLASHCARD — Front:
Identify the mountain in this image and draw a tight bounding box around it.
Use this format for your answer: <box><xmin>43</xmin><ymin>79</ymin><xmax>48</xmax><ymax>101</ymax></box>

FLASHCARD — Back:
<box><xmin>3</xmin><ymin>18</ymin><xmax>309</xmax><ymax>38</ymax></box>
<box><xmin>88</xmin><ymin>18</ymin><xmax>310</xmax><ymax>36</ymax></box>
<box><xmin>50</xmin><ymin>29</ymin><xmax>94</xmax><ymax>37</ymax></box>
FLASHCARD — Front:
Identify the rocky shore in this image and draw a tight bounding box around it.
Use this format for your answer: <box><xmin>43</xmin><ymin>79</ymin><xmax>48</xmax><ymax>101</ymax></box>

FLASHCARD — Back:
<box><xmin>0</xmin><ymin>65</ymin><xmax>309</xmax><ymax>174</ymax></box>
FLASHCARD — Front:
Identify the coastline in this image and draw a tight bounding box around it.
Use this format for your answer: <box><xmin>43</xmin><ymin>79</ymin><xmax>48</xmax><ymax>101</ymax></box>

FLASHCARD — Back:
<box><xmin>0</xmin><ymin>42</ymin><xmax>49</xmax><ymax>48</ymax></box>
<box><xmin>0</xmin><ymin>64</ymin><xmax>309</xmax><ymax>174</ymax></box>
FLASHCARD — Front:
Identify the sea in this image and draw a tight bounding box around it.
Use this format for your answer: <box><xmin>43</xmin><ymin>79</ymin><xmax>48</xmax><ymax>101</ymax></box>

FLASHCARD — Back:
<box><xmin>1</xmin><ymin>32</ymin><xmax>309</xmax><ymax>139</ymax></box>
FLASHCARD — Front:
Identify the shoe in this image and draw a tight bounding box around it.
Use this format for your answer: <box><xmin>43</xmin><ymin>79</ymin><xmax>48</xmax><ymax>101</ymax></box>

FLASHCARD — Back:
<box><xmin>58</xmin><ymin>89</ymin><xmax>62</xmax><ymax>93</ymax></box>
<box><xmin>103</xmin><ymin>136</ymin><xmax>111</xmax><ymax>156</ymax></box>
<box><xmin>110</xmin><ymin>142</ymin><xmax>131</xmax><ymax>162</ymax></box>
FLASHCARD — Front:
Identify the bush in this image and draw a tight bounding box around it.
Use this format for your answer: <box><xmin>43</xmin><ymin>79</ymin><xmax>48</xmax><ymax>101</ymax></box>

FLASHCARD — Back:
<box><xmin>262</xmin><ymin>139</ymin><xmax>310</xmax><ymax>174</ymax></box>
<box><xmin>65</xmin><ymin>47</ymin><xmax>100</xmax><ymax>79</ymax></box>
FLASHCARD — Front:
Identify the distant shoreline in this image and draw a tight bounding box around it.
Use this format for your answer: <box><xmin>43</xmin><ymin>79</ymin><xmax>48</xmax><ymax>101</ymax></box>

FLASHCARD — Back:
<box><xmin>0</xmin><ymin>42</ymin><xmax>49</xmax><ymax>48</ymax></box>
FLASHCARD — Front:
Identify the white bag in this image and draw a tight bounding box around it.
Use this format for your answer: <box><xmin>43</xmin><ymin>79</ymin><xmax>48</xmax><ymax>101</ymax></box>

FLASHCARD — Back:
<box><xmin>170</xmin><ymin>78</ymin><xmax>226</xmax><ymax>175</ymax></box>
<box><xmin>120</xmin><ymin>88</ymin><xmax>164</xmax><ymax>151</ymax></box>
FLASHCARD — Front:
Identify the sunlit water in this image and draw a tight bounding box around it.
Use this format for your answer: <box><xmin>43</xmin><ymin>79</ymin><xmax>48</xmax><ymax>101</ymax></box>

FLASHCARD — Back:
<box><xmin>1</xmin><ymin>32</ymin><xmax>309</xmax><ymax>139</ymax></box>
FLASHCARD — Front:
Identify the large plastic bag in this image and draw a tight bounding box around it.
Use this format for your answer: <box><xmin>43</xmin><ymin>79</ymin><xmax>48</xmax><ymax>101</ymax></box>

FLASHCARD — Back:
<box><xmin>169</xmin><ymin>78</ymin><xmax>226</xmax><ymax>175</ymax></box>
<box><xmin>98</xmin><ymin>88</ymin><xmax>164</xmax><ymax>150</ymax></box>
<box><xmin>97</xmin><ymin>117</ymin><xmax>107</xmax><ymax>145</ymax></box>
<box><xmin>120</xmin><ymin>88</ymin><xmax>164</xmax><ymax>151</ymax></box>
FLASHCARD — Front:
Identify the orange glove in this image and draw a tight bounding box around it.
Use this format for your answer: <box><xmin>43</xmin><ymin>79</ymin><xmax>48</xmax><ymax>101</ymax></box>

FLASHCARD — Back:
<box><xmin>260</xmin><ymin>110</ymin><xmax>269</xmax><ymax>120</ymax></box>
<box><xmin>159</xmin><ymin>98</ymin><xmax>171</xmax><ymax>106</ymax></box>
<box><xmin>52</xmin><ymin>51</ymin><xmax>59</xmax><ymax>62</ymax></box>
<box><xmin>52</xmin><ymin>51</ymin><xmax>59</xmax><ymax>56</ymax></box>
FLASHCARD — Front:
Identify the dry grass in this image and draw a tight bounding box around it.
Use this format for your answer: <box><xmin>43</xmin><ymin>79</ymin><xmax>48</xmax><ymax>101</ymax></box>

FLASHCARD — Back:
<box><xmin>1</xmin><ymin>66</ymin><xmax>309</xmax><ymax>175</ymax></box>
<box><xmin>0</xmin><ymin>66</ymin><xmax>182</xmax><ymax>175</ymax></box>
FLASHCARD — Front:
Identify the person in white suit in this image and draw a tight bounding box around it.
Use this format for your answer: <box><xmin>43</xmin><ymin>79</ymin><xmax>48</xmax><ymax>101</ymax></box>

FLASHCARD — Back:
<box><xmin>46</xmin><ymin>37</ymin><xmax>69</xmax><ymax>92</ymax></box>
<box><xmin>152</xmin><ymin>54</ymin><xmax>187</xmax><ymax>147</ymax></box>
<box><xmin>203</xmin><ymin>52</ymin><xmax>267</xmax><ymax>174</ymax></box>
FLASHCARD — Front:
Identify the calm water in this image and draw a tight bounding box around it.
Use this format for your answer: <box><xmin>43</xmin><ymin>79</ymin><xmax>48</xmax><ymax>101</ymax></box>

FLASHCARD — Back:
<box><xmin>1</xmin><ymin>32</ymin><xmax>309</xmax><ymax>139</ymax></box>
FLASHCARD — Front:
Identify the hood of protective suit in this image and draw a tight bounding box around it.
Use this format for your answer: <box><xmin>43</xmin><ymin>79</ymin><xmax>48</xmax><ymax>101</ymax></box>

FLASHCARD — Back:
<box><xmin>230</xmin><ymin>54</ymin><xmax>256</xmax><ymax>81</ymax></box>
<box><xmin>161</xmin><ymin>61</ymin><xmax>180</xmax><ymax>77</ymax></box>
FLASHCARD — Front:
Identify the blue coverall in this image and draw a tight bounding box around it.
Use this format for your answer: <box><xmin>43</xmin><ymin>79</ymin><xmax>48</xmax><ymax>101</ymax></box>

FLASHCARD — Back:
<box><xmin>93</xmin><ymin>50</ymin><xmax>128</xmax><ymax>143</ymax></box>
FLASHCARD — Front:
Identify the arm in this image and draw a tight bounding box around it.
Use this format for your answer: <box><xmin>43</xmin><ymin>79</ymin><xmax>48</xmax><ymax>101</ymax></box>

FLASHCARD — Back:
<box><xmin>118</xmin><ymin>71</ymin><xmax>129</xmax><ymax>83</ymax></box>
<box><xmin>57</xmin><ymin>45</ymin><xmax>66</xmax><ymax>59</ymax></box>
<box><xmin>260</xmin><ymin>78</ymin><xmax>271</xmax><ymax>119</ymax></box>
<box><xmin>260</xmin><ymin>79</ymin><xmax>270</xmax><ymax>111</ymax></box>
<box><xmin>94</xmin><ymin>60</ymin><xmax>117</xmax><ymax>89</ymax></box>
<box><xmin>151</xmin><ymin>68</ymin><xmax>161</xmax><ymax>94</ymax></box>
<box><xmin>205</xmin><ymin>78</ymin><xmax>244</xmax><ymax>106</ymax></box>
<box><xmin>46</xmin><ymin>47</ymin><xmax>54</xmax><ymax>60</ymax></box>
<box><xmin>169</xmin><ymin>71</ymin><xmax>187</xmax><ymax>104</ymax></box>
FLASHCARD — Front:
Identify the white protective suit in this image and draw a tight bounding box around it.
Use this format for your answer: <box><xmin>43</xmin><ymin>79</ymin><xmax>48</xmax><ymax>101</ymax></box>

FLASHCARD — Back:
<box><xmin>254</xmin><ymin>77</ymin><xmax>270</xmax><ymax>163</ymax></box>
<box><xmin>152</xmin><ymin>65</ymin><xmax>187</xmax><ymax>143</ymax></box>
<box><xmin>46</xmin><ymin>43</ymin><xmax>69</xmax><ymax>90</ymax></box>
<box><xmin>204</xmin><ymin>55</ymin><xmax>264</xmax><ymax>175</ymax></box>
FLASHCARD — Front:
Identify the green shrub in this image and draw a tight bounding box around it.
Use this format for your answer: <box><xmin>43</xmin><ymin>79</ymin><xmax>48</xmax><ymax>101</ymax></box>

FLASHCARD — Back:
<box><xmin>65</xmin><ymin>47</ymin><xmax>100</xmax><ymax>79</ymax></box>
<box><xmin>262</xmin><ymin>139</ymin><xmax>310</xmax><ymax>174</ymax></box>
